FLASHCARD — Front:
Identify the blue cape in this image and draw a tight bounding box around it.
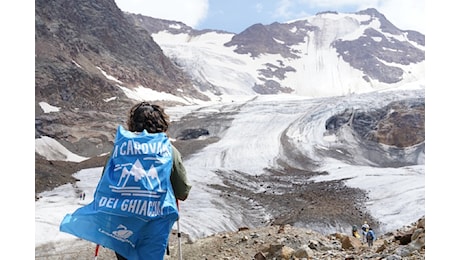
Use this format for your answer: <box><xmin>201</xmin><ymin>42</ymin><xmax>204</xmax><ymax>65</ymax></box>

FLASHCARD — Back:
<box><xmin>60</xmin><ymin>126</ymin><xmax>178</xmax><ymax>259</ymax></box>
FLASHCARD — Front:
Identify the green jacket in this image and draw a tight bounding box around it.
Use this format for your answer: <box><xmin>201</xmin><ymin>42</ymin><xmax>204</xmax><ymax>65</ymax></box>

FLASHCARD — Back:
<box><xmin>170</xmin><ymin>145</ymin><xmax>191</xmax><ymax>200</ymax></box>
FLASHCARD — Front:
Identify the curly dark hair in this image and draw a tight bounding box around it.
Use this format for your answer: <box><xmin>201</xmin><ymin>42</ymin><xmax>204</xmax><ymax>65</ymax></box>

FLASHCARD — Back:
<box><xmin>127</xmin><ymin>102</ymin><xmax>170</xmax><ymax>133</ymax></box>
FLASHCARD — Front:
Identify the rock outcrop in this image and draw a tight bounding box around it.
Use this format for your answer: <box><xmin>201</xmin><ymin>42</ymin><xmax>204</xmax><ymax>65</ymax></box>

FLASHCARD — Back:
<box><xmin>164</xmin><ymin>216</ymin><xmax>425</xmax><ymax>260</ymax></box>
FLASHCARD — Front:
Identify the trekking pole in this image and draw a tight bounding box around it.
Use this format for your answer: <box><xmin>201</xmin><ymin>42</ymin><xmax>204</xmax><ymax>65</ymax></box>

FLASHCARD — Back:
<box><xmin>176</xmin><ymin>199</ymin><xmax>182</xmax><ymax>260</ymax></box>
<box><xmin>94</xmin><ymin>244</ymin><xmax>100</xmax><ymax>260</ymax></box>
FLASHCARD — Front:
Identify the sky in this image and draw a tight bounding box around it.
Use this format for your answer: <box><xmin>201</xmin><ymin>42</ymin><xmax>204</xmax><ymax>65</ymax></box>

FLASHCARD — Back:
<box><xmin>114</xmin><ymin>0</ymin><xmax>425</xmax><ymax>34</ymax></box>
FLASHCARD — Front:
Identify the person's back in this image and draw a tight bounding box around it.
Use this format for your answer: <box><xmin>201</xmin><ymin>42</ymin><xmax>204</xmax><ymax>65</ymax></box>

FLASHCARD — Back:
<box><xmin>60</xmin><ymin>102</ymin><xmax>191</xmax><ymax>260</ymax></box>
<box><xmin>366</xmin><ymin>228</ymin><xmax>375</xmax><ymax>247</ymax></box>
<box><xmin>352</xmin><ymin>225</ymin><xmax>360</xmax><ymax>238</ymax></box>
<box><xmin>361</xmin><ymin>221</ymin><xmax>369</xmax><ymax>242</ymax></box>
<box><xmin>114</xmin><ymin>102</ymin><xmax>192</xmax><ymax>259</ymax></box>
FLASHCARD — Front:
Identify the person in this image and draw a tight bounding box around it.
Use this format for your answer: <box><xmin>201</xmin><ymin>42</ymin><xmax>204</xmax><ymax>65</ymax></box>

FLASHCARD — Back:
<box><xmin>114</xmin><ymin>101</ymin><xmax>192</xmax><ymax>260</ymax></box>
<box><xmin>352</xmin><ymin>225</ymin><xmax>360</xmax><ymax>238</ymax></box>
<box><xmin>361</xmin><ymin>221</ymin><xmax>370</xmax><ymax>243</ymax></box>
<box><xmin>366</xmin><ymin>228</ymin><xmax>376</xmax><ymax>247</ymax></box>
<box><xmin>60</xmin><ymin>101</ymin><xmax>191</xmax><ymax>260</ymax></box>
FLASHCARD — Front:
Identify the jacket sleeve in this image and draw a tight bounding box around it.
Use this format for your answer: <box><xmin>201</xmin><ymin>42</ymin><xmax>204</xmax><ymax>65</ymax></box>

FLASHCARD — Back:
<box><xmin>100</xmin><ymin>150</ymin><xmax>113</xmax><ymax>177</ymax></box>
<box><xmin>170</xmin><ymin>145</ymin><xmax>192</xmax><ymax>201</ymax></box>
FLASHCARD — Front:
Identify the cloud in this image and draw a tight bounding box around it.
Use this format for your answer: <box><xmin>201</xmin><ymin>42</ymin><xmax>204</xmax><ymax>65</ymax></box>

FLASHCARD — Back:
<box><xmin>114</xmin><ymin>0</ymin><xmax>424</xmax><ymax>34</ymax></box>
<box><xmin>376</xmin><ymin>0</ymin><xmax>425</xmax><ymax>32</ymax></box>
<box><xmin>296</xmin><ymin>0</ymin><xmax>425</xmax><ymax>33</ymax></box>
<box><xmin>115</xmin><ymin>0</ymin><xmax>209</xmax><ymax>28</ymax></box>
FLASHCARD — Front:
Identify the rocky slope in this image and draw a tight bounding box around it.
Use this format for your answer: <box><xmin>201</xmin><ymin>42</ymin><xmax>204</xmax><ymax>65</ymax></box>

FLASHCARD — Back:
<box><xmin>35</xmin><ymin>0</ymin><xmax>208</xmax><ymax>159</ymax></box>
<box><xmin>35</xmin><ymin>216</ymin><xmax>425</xmax><ymax>259</ymax></box>
<box><xmin>164</xmin><ymin>216</ymin><xmax>425</xmax><ymax>260</ymax></box>
<box><xmin>35</xmin><ymin>0</ymin><xmax>207</xmax><ymax>112</ymax></box>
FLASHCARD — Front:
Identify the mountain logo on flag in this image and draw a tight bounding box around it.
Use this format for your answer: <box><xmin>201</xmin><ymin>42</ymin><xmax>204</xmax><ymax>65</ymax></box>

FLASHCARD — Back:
<box><xmin>109</xmin><ymin>159</ymin><xmax>165</xmax><ymax>198</ymax></box>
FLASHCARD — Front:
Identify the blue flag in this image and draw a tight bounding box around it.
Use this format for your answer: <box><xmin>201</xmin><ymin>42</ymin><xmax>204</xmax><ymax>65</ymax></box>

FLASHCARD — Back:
<box><xmin>60</xmin><ymin>125</ymin><xmax>178</xmax><ymax>259</ymax></box>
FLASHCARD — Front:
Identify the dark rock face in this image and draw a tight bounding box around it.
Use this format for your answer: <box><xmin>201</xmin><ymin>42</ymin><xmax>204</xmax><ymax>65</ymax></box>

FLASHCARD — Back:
<box><xmin>35</xmin><ymin>0</ymin><xmax>206</xmax><ymax>113</ymax></box>
<box><xmin>325</xmin><ymin>97</ymin><xmax>425</xmax><ymax>166</ymax></box>
<box><xmin>333</xmin><ymin>8</ymin><xmax>425</xmax><ymax>84</ymax></box>
<box><xmin>35</xmin><ymin>0</ymin><xmax>210</xmax><ymax>157</ymax></box>
<box><xmin>176</xmin><ymin>128</ymin><xmax>210</xmax><ymax>140</ymax></box>
<box><xmin>35</xmin><ymin>1</ymin><xmax>208</xmax><ymax>98</ymax></box>
<box><xmin>224</xmin><ymin>22</ymin><xmax>313</xmax><ymax>59</ymax></box>
<box><xmin>360</xmin><ymin>99</ymin><xmax>425</xmax><ymax>147</ymax></box>
<box><xmin>253</xmin><ymin>80</ymin><xmax>294</xmax><ymax>94</ymax></box>
<box><xmin>406</xmin><ymin>30</ymin><xmax>425</xmax><ymax>46</ymax></box>
<box><xmin>333</xmin><ymin>27</ymin><xmax>424</xmax><ymax>84</ymax></box>
<box><xmin>326</xmin><ymin>98</ymin><xmax>424</xmax><ymax>148</ymax></box>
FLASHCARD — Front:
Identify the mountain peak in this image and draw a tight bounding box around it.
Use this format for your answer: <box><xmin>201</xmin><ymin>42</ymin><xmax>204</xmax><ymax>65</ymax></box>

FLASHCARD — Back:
<box><xmin>35</xmin><ymin>3</ymin><xmax>425</xmax><ymax>163</ymax></box>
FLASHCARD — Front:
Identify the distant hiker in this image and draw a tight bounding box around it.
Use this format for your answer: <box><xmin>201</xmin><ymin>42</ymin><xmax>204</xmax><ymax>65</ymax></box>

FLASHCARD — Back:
<box><xmin>60</xmin><ymin>102</ymin><xmax>192</xmax><ymax>260</ymax></box>
<box><xmin>352</xmin><ymin>225</ymin><xmax>360</xmax><ymax>238</ymax></box>
<box><xmin>361</xmin><ymin>221</ymin><xmax>370</xmax><ymax>242</ymax></box>
<box><xmin>366</xmin><ymin>228</ymin><xmax>376</xmax><ymax>247</ymax></box>
<box><xmin>79</xmin><ymin>192</ymin><xmax>86</xmax><ymax>200</ymax></box>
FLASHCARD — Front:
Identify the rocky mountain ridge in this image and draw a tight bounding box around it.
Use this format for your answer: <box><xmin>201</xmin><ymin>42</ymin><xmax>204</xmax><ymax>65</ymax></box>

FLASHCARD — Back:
<box><xmin>130</xmin><ymin>8</ymin><xmax>424</xmax><ymax>97</ymax></box>
<box><xmin>35</xmin><ymin>0</ymin><xmax>424</xmax><ymax>160</ymax></box>
<box><xmin>35</xmin><ymin>0</ymin><xmax>205</xmax><ymax>158</ymax></box>
<box><xmin>35</xmin><ymin>0</ymin><xmax>207</xmax><ymax>112</ymax></box>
